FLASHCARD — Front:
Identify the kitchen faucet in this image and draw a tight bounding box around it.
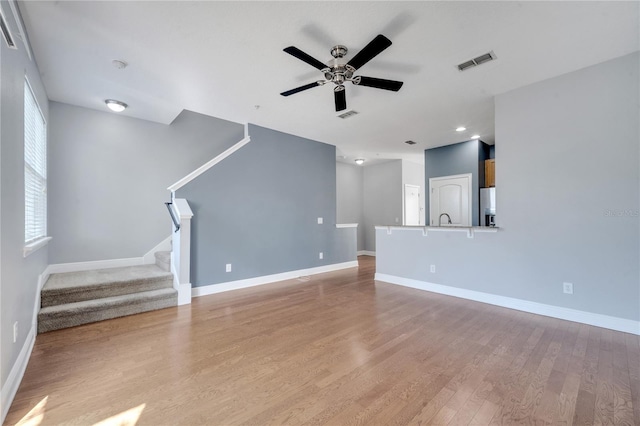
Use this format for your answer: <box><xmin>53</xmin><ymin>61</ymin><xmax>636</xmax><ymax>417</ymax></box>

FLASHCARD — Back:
<box><xmin>439</xmin><ymin>213</ymin><xmax>452</xmax><ymax>226</ymax></box>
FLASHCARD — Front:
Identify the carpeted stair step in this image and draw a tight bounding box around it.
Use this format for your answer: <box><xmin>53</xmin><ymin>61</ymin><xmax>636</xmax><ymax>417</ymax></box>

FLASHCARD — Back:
<box><xmin>42</xmin><ymin>265</ymin><xmax>173</xmax><ymax>307</ymax></box>
<box><xmin>154</xmin><ymin>251</ymin><xmax>171</xmax><ymax>272</ymax></box>
<box><xmin>38</xmin><ymin>288</ymin><xmax>177</xmax><ymax>333</ymax></box>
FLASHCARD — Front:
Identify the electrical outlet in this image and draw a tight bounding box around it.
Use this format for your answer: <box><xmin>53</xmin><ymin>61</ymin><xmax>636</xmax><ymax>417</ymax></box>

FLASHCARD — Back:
<box><xmin>226</xmin><ymin>264</ymin><xmax>232</xmax><ymax>272</ymax></box>
<box><xmin>13</xmin><ymin>322</ymin><xmax>18</xmax><ymax>343</ymax></box>
<box><xmin>430</xmin><ymin>265</ymin><xmax>436</xmax><ymax>273</ymax></box>
<box><xmin>317</xmin><ymin>217</ymin><xmax>323</xmax><ymax>224</ymax></box>
<box><xmin>319</xmin><ymin>252</ymin><xmax>323</xmax><ymax>260</ymax></box>
<box><xmin>563</xmin><ymin>282</ymin><xmax>573</xmax><ymax>294</ymax></box>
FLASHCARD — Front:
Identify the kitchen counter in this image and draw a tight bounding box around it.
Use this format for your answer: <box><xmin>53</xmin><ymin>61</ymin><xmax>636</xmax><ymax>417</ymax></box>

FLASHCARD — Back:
<box><xmin>374</xmin><ymin>225</ymin><xmax>499</xmax><ymax>238</ymax></box>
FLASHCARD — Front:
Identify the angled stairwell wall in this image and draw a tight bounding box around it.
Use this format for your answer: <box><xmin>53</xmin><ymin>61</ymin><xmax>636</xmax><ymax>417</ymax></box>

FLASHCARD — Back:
<box><xmin>48</xmin><ymin>103</ymin><xmax>245</xmax><ymax>264</ymax></box>
<box><xmin>175</xmin><ymin>124</ymin><xmax>357</xmax><ymax>290</ymax></box>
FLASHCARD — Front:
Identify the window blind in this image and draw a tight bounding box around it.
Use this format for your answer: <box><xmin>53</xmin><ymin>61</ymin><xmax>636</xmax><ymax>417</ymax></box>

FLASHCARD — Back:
<box><xmin>24</xmin><ymin>79</ymin><xmax>47</xmax><ymax>244</ymax></box>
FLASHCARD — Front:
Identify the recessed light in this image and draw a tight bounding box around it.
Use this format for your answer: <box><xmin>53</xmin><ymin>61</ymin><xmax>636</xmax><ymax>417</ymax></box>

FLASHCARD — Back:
<box><xmin>105</xmin><ymin>99</ymin><xmax>127</xmax><ymax>112</ymax></box>
<box><xmin>471</xmin><ymin>134</ymin><xmax>480</xmax><ymax>139</ymax></box>
<box><xmin>456</xmin><ymin>126</ymin><xmax>466</xmax><ymax>132</ymax></box>
<box><xmin>355</xmin><ymin>159</ymin><xmax>365</xmax><ymax>165</ymax></box>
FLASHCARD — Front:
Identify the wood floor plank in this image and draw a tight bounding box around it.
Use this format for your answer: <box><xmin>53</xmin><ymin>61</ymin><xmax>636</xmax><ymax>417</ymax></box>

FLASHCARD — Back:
<box><xmin>625</xmin><ymin>333</ymin><xmax>640</xmax><ymax>425</ymax></box>
<box><xmin>3</xmin><ymin>256</ymin><xmax>638</xmax><ymax>426</ymax></box>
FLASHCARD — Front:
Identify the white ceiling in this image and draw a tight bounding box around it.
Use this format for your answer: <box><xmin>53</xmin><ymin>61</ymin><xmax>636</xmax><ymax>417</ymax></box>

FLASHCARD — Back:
<box><xmin>18</xmin><ymin>1</ymin><xmax>639</xmax><ymax>165</ymax></box>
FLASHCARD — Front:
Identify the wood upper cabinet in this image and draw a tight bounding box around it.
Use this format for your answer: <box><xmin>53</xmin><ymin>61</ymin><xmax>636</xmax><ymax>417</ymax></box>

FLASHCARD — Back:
<box><xmin>485</xmin><ymin>159</ymin><xmax>495</xmax><ymax>187</ymax></box>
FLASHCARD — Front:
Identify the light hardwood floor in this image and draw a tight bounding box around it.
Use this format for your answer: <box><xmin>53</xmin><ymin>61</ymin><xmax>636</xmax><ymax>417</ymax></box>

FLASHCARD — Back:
<box><xmin>5</xmin><ymin>256</ymin><xmax>640</xmax><ymax>425</ymax></box>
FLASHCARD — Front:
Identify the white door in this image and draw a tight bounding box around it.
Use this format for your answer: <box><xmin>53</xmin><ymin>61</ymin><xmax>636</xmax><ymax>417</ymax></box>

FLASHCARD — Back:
<box><xmin>404</xmin><ymin>184</ymin><xmax>421</xmax><ymax>226</ymax></box>
<box><xmin>429</xmin><ymin>174</ymin><xmax>472</xmax><ymax>226</ymax></box>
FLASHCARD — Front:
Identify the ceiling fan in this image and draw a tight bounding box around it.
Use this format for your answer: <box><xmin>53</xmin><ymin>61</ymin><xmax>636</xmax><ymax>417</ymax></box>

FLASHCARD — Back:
<box><xmin>280</xmin><ymin>34</ymin><xmax>404</xmax><ymax>112</ymax></box>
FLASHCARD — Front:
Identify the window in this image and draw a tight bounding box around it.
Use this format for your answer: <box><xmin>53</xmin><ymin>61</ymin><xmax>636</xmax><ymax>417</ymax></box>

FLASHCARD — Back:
<box><xmin>24</xmin><ymin>78</ymin><xmax>47</xmax><ymax>247</ymax></box>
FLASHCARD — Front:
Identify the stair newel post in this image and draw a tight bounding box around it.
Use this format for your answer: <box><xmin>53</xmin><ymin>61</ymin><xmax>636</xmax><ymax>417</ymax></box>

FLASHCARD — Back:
<box><xmin>171</xmin><ymin>198</ymin><xmax>193</xmax><ymax>305</ymax></box>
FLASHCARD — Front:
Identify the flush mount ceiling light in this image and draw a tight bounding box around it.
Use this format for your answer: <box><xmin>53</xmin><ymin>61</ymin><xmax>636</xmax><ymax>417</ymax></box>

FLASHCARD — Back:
<box><xmin>355</xmin><ymin>158</ymin><xmax>365</xmax><ymax>165</ymax></box>
<box><xmin>456</xmin><ymin>126</ymin><xmax>466</xmax><ymax>132</ymax></box>
<box><xmin>105</xmin><ymin>99</ymin><xmax>127</xmax><ymax>112</ymax></box>
<box><xmin>471</xmin><ymin>134</ymin><xmax>480</xmax><ymax>139</ymax></box>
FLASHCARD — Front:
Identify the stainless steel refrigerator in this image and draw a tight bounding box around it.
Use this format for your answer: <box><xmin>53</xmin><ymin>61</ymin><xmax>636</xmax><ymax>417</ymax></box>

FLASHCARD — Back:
<box><xmin>480</xmin><ymin>188</ymin><xmax>496</xmax><ymax>226</ymax></box>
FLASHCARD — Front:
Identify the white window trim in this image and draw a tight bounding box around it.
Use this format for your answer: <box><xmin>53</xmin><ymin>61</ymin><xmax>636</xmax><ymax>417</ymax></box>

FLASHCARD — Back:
<box><xmin>23</xmin><ymin>236</ymin><xmax>52</xmax><ymax>257</ymax></box>
<box><xmin>24</xmin><ymin>75</ymin><xmax>48</xmax><ymax>252</ymax></box>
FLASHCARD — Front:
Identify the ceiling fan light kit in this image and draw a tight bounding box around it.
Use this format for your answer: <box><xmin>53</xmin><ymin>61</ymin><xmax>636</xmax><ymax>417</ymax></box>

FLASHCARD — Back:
<box><xmin>281</xmin><ymin>34</ymin><xmax>404</xmax><ymax>112</ymax></box>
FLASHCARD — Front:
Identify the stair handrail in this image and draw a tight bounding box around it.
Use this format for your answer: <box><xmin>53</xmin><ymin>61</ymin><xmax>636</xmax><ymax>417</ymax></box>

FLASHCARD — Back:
<box><xmin>164</xmin><ymin>202</ymin><xmax>180</xmax><ymax>232</ymax></box>
<box><xmin>167</xmin><ymin>131</ymin><xmax>251</xmax><ymax>193</ymax></box>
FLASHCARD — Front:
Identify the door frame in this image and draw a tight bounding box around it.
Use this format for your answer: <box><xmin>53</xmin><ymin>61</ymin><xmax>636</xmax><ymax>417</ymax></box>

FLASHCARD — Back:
<box><xmin>428</xmin><ymin>173</ymin><xmax>472</xmax><ymax>226</ymax></box>
<box><xmin>403</xmin><ymin>184</ymin><xmax>421</xmax><ymax>226</ymax></box>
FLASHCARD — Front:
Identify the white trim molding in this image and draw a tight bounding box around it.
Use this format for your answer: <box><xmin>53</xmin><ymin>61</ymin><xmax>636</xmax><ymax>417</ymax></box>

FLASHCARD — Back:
<box><xmin>167</xmin><ymin>136</ymin><xmax>251</xmax><ymax>192</ymax></box>
<box><xmin>193</xmin><ymin>261</ymin><xmax>358</xmax><ymax>298</ymax></box>
<box><xmin>47</xmin><ymin>236</ymin><xmax>171</xmax><ymax>274</ymax></box>
<box><xmin>47</xmin><ymin>256</ymin><xmax>143</xmax><ymax>274</ymax></box>
<box><xmin>23</xmin><ymin>236</ymin><xmax>52</xmax><ymax>258</ymax></box>
<box><xmin>336</xmin><ymin>223</ymin><xmax>358</xmax><ymax>228</ymax></box>
<box><xmin>171</xmin><ymin>199</ymin><xmax>193</xmax><ymax>305</ymax></box>
<box><xmin>357</xmin><ymin>251</ymin><xmax>376</xmax><ymax>257</ymax></box>
<box><xmin>375</xmin><ymin>273</ymin><xmax>640</xmax><ymax>336</ymax></box>
<box><xmin>1</xmin><ymin>324</ymin><xmax>35</xmax><ymax>423</ymax></box>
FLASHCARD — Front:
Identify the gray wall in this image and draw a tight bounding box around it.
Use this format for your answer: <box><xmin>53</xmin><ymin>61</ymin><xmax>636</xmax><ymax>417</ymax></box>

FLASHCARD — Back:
<box><xmin>0</xmin><ymin>0</ymin><xmax>50</xmax><ymax>395</ymax></box>
<box><xmin>48</xmin><ymin>103</ymin><xmax>244</xmax><ymax>263</ymax></box>
<box><xmin>377</xmin><ymin>52</ymin><xmax>639</xmax><ymax>322</ymax></box>
<box><xmin>424</xmin><ymin>139</ymin><xmax>489</xmax><ymax>226</ymax></box>
<box><xmin>176</xmin><ymin>124</ymin><xmax>356</xmax><ymax>286</ymax></box>
<box><xmin>336</xmin><ymin>161</ymin><xmax>364</xmax><ymax>250</ymax></box>
<box><xmin>362</xmin><ymin>160</ymin><xmax>403</xmax><ymax>252</ymax></box>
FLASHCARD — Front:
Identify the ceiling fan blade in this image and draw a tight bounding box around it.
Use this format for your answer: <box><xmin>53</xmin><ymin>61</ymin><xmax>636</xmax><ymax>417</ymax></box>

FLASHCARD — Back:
<box><xmin>346</xmin><ymin>34</ymin><xmax>392</xmax><ymax>71</ymax></box>
<box><xmin>354</xmin><ymin>76</ymin><xmax>403</xmax><ymax>91</ymax></box>
<box><xmin>283</xmin><ymin>46</ymin><xmax>327</xmax><ymax>71</ymax></box>
<box><xmin>280</xmin><ymin>81</ymin><xmax>322</xmax><ymax>97</ymax></box>
<box><xmin>335</xmin><ymin>87</ymin><xmax>346</xmax><ymax>111</ymax></box>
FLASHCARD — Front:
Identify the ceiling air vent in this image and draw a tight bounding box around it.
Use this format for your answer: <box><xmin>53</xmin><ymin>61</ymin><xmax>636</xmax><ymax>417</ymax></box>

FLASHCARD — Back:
<box><xmin>457</xmin><ymin>51</ymin><xmax>496</xmax><ymax>72</ymax></box>
<box><xmin>0</xmin><ymin>6</ymin><xmax>16</xmax><ymax>49</ymax></box>
<box><xmin>337</xmin><ymin>110</ymin><xmax>358</xmax><ymax>119</ymax></box>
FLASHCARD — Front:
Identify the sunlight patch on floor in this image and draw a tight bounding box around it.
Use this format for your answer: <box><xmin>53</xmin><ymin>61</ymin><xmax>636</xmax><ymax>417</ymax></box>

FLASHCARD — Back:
<box><xmin>92</xmin><ymin>403</ymin><xmax>146</xmax><ymax>426</ymax></box>
<box><xmin>16</xmin><ymin>396</ymin><xmax>48</xmax><ymax>426</ymax></box>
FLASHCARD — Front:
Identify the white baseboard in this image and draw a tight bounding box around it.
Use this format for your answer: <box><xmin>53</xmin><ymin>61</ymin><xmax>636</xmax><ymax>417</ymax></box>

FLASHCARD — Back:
<box><xmin>193</xmin><ymin>261</ymin><xmax>359</xmax><ymax>298</ymax></box>
<box><xmin>47</xmin><ymin>236</ymin><xmax>172</xmax><ymax>274</ymax></box>
<box><xmin>357</xmin><ymin>251</ymin><xmax>376</xmax><ymax>257</ymax></box>
<box><xmin>1</xmin><ymin>324</ymin><xmax>36</xmax><ymax>424</ymax></box>
<box><xmin>375</xmin><ymin>273</ymin><xmax>640</xmax><ymax>335</ymax></box>
<box><xmin>47</xmin><ymin>257</ymin><xmax>144</xmax><ymax>274</ymax></box>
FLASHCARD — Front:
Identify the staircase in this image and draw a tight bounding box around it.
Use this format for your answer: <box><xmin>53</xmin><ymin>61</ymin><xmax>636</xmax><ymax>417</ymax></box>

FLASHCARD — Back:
<box><xmin>38</xmin><ymin>251</ymin><xmax>176</xmax><ymax>333</ymax></box>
